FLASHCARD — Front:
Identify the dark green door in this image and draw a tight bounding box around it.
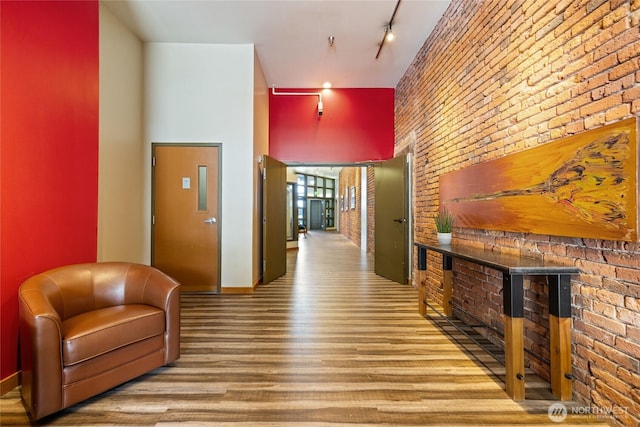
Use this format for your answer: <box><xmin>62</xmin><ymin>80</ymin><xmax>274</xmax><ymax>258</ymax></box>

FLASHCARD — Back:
<box><xmin>262</xmin><ymin>155</ymin><xmax>287</xmax><ymax>284</ymax></box>
<box><xmin>374</xmin><ymin>155</ymin><xmax>408</xmax><ymax>284</ymax></box>
<box><xmin>309</xmin><ymin>199</ymin><xmax>324</xmax><ymax>230</ymax></box>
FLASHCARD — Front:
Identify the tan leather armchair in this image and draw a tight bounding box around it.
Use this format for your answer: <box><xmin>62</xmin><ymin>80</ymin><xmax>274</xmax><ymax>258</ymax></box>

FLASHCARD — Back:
<box><xmin>18</xmin><ymin>262</ymin><xmax>181</xmax><ymax>420</ymax></box>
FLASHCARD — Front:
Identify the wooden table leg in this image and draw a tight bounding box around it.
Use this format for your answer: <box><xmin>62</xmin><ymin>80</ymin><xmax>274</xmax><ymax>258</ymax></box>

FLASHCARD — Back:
<box><xmin>418</xmin><ymin>271</ymin><xmax>427</xmax><ymax>316</ymax></box>
<box><xmin>504</xmin><ymin>315</ymin><xmax>525</xmax><ymax>400</ymax></box>
<box><xmin>503</xmin><ymin>274</ymin><xmax>525</xmax><ymax>400</ymax></box>
<box><xmin>442</xmin><ymin>270</ymin><xmax>453</xmax><ymax>316</ymax></box>
<box><xmin>550</xmin><ymin>314</ymin><xmax>572</xmax><ymax>400</ymax></box>
<box><xmin>549</xmin><ymin>274</ymin><xmax>573</xmax><ymax>400</ymax></box>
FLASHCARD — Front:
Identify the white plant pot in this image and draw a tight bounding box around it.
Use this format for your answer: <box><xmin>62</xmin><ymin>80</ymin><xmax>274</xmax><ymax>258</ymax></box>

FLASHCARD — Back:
<box><xmin>437</xmin><ymin>232</ymin><xmax>452</xmax><ymax>245</ymax></box>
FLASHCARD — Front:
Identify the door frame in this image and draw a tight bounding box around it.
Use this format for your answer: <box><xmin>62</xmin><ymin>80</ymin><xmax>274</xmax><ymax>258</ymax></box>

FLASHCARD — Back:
<box><xmin>151</xmin><ymin>142</ymin><xmax>223</xmax><ymax>292</ymax></box>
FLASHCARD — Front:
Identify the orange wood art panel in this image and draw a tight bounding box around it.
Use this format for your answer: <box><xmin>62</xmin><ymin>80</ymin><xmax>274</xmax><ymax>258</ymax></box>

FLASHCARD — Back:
<box><xmin>440</xmin><ymin>118</ymin><xmax>639</xmax><ymax>241</ymax></box>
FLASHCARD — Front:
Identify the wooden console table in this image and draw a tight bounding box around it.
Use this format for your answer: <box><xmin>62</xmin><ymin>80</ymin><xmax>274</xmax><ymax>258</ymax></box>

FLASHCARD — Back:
<box><xmin>415</xmin><ymin>241</ymin><xmax>579</xmax><ymax>401</ymax></box>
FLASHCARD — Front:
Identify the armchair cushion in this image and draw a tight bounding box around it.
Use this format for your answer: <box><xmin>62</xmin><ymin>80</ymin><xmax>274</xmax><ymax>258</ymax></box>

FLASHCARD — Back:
<box><xmin>62</xmin><ymin>304</ymin><xmax>165</xmax><ymax>366</ymax></box>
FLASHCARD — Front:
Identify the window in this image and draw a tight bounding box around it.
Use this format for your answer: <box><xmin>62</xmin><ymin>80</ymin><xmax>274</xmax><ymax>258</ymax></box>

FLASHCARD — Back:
<box><xmin>293</xmin><ymin>173</ymin><xmax>336</xmax><ymax>229</ymax></box>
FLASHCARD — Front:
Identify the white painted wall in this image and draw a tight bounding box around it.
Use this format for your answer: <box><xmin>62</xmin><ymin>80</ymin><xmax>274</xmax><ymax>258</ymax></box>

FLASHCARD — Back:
<box><xmin>144</xmin><ymin>43</ymin><xmax>256</xmax><ymax>288</ymax></box>
<box><xmin>98</xmin><ymin>4</ymin><xmax>145</xmax><ymax>263</ymax></box>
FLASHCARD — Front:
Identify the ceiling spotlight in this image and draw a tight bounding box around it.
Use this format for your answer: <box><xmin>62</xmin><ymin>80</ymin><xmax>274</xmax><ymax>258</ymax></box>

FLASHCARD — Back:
<box><xmin>322</xmin><ymin>82</ymin><xmax>332</xmax><ymax>89</ymax></box>
<box><xmin>375</xmin><ymin>0</ymin><xmax>402</xmax><ymax>59</ymax></box>
<box><xmin>328</xmin><ymin>36</ymin><xmax>335</xmax><ymax>47</ymax></box>
<box><xmin>385</xmin><ymin>25</ymin><xmax>395</xmax><ymax>42</ymax></box>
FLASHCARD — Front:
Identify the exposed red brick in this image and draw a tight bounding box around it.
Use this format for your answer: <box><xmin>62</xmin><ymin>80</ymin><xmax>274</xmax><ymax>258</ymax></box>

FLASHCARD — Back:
<box><xmin>397</xmin><ymin>1</ymin><xmax>640</xmax><ymax>424</ymax></box>
<box><xmin>605</xmin><ymin>103</ymin><xmax>631</xmax><ymax>121</ymax></box>
<box><xmin>592</xmin><ymin>381</ymin><xmax>640</xmax><ymax>426</ymax></box>
<box><xmin>596</xmin><ymin>288</ymin><xmax>626</xmax><ymax>305</ymax></box>
<box><xmin>581</xmin><ymin>94</ymin><xmax>624</xmax><ymax>116</ymax></box>
<box><xmin>628</xmin><ymin>324</ymin><xmax>640</xmax><ymax>341</ymax></box>
<box><xmin>338</xmin><ymin>167</ymin><xmax>362</xmax><ymax>248</ymax></box>
<box><xmin>584</xmin><ymin>112</ymin><xmax>607</xmax><ymax>128</ymax></box>
<box><xmin>615</xmin><ymin>336</ymin><xmax>640</xmax><ymax>359</ymax></box>
<box><xmin>593</xmin><ymin>300</ymin><xmax>617</xmax><ymax>317</ymax></box>
<box><xmin>610</xmin><ymin>59</ymin><xmax>639</xmax><ymax>81</ymax></box>
<box><xmin>593</xmin><ymin>340</ymin><xmax>640</xmax><ymax>372</ymax></box>
<box><xmin>580</xmin><ymin>312</ymin><xmax>625</xmax><ymax>337</ymax></box>
<box><xmin>591</xmin><ymin>366</ymin><xmax>633</xmax><ymax>395</ymax></box>
<box><xmin>570</xmin><ymin>3</ymin><xmax>603</xmax><ymax>37</ymax></box>
<box><xmin>616</xmin><ymin>266</ymin><xmax>640</xmax><ymax>282</ymax></box>
<box><xmin>617</xmin><ymin>366</ymin><xmax>640</xmax><ymax>388</ymax></box>
<box><xmin>576</xmin><ymin>258</ymin><xmax>619</xmax><ymax>278</ymax></box>
<box><xmin>625</xmin><ymin>295</ymin><xmax>640</xmax><ymax>311</ymax></box>
<box><xmin>578</xmin><ymin>343</ymin><xmax>619</xmax><ymax>373</ymax></box>
<box><xmin>576</xmin><ymin>273</ymin><xmax>604</xmax><ymax>288</ymax></box>
<box><xmin>576</xmin><ymin>53</ymin><xmax>619</xmax><ymax>82</ymax></box>
<box><xmin>617</xmin><ymin>306</ymin><xmax>640</xmax><ymax>326</ymax></box>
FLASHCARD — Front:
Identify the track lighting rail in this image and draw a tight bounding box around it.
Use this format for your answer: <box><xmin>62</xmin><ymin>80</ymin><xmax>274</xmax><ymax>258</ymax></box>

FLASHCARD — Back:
<box><xmin>375</xmin><ymin>0</ymin><xmax>402</xmax><ymax>59</ymax></box>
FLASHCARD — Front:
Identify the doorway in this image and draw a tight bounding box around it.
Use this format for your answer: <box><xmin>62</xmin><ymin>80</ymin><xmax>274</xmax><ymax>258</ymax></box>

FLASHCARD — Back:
<box><xmin>151</xmin><ymin>144</ymin><xmax>221</xmax><ymax>292</ymax></box>
<box><xmin>282</xmin><ymin>162</ymin><xmax>410</xmax><ymax>285</ymax></box>
<box><xmin>309</xmin><ymin>199</ymin><xmax>325</xmax><ymax>230</ymax></box>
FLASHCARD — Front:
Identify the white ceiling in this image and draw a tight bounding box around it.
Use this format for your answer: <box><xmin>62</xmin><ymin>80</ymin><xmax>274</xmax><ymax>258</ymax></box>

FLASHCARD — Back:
<box><xmin>102</xmin><ymin>0</ymin><xmax>451</xmax><ymax>88</ymax></box>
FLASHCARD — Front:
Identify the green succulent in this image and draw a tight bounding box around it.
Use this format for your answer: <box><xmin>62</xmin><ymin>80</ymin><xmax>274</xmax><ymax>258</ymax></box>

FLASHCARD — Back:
<box><xmin>434</xmin><ymin>208</ymin><xmax>455</xmax><ymax>233</ymax></box>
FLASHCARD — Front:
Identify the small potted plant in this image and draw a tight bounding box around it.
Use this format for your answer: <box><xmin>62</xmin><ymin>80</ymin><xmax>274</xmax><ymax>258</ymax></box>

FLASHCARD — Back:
<box><xmin>433</xmin><ymin>208</ymin><xmax>454</xmax><ymax>245</ymax></box>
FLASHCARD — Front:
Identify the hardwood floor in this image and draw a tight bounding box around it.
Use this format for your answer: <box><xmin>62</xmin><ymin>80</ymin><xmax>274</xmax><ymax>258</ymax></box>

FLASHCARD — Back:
<box><xmin>1</xmin><ymin>231</ymin><xmax>609</xmax><ymax>426</ymax></box>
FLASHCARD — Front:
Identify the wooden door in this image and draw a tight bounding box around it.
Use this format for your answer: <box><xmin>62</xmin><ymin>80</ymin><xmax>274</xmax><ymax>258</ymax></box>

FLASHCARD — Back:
<box><xmin>262</xmin><ymin>155</ymin><xmax>287</xmax><ymax>284</ymax></box>
<box><xmin>374</xmin><ymin>155</ymin><xmax>408</xmax><ymax>284</ymax></box>
<box><xmin>152</xmin><ymin>144</ymin><xmax>220</xmax><ymax>292</ymax></box>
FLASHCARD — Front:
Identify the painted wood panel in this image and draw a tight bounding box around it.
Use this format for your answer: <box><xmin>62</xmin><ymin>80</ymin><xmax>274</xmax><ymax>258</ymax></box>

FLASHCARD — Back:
<box><xmin>440</xmin><ymin>118</ymin><xmax>638</xmax><ymax>241</ymax></box>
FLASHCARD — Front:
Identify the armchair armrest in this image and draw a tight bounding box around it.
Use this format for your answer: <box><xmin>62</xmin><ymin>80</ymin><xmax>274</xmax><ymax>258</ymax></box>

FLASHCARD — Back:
<box><xmin>145</xmin><ymin>266</ymin><xmax>181</xmax><ymax>364</ymax></box>
<box><xmin>123</xmin><ymin>264</ymin><xmax>181</xmax><ymax>364</ymax></box>
<box><xmin>18</xmin><ymin>285</ymin><xmax>64</xmax><ymax>420</ymax></box>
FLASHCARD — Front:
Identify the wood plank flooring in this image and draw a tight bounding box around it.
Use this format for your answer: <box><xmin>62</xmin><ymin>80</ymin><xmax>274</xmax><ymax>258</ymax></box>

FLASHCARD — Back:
<box><xmin>1</xmin><ymin>232</ymin><xmax>609</xmax><ymax>426</ymax></box>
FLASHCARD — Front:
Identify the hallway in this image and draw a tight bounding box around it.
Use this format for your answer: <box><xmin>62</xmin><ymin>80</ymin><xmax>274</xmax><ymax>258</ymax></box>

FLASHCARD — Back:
<box><xmin>1</xmin><ymin>232</ymin><xmax>607</xmax><ymax>425</ymax></box>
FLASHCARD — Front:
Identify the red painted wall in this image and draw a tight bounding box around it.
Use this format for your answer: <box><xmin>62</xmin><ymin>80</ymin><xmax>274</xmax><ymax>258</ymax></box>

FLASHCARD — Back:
<box><xmin>0</xmin><ymin>1</ymin><xmax>99</xmax><ymax>382</ymax></box>
<box><xmin>269</xmin><ymin>88</ymin><xmax>394</xmax><ymax>163</ymax></box>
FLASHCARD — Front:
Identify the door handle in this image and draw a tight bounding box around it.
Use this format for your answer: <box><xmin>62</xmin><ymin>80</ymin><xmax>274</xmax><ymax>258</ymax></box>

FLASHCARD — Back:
<box><xmin>204</xmin><ymin>217</ymin><xmax>217</xmax><ymax>224</ymax></box>
<box><xmin>393</xmin><ymin>218</ymin><xmax>405</xmax><ymax>223</ymax></box>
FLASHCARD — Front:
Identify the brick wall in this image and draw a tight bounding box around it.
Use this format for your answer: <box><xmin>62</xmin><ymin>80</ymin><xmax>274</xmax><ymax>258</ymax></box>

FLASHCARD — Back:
<box><xmin>366</xmin><ymin>167</ymin><xmax>376</xmax><ymax>254</ymax></box>
<box><xmin>339</xmin><ymin>166</ymin><xmax>375</xmax><ymax>255</ymax></box>
<box><xmin>397</xmin><ymin>1</ymin><xmax>640</xmax><ymax>425</ymax></box>
<box><xmin>339</xmin><ymin>167</ymin><xmax>361</xmax><ymax>246</ymax></box>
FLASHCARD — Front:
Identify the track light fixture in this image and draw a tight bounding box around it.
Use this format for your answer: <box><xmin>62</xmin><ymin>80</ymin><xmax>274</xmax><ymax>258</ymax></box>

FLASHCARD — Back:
<box><xmin>385</xmin><ymin>25</ymin><xmax>395</xmax><ymax>42</ymax></box>
<box><xmin>375</xmin><ymin>0</ymin><xmax>402</xmax><ymax>59</ymax></box>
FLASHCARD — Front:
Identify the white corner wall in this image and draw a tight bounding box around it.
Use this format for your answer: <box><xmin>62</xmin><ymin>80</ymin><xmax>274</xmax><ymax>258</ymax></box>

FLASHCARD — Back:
<box><xmin>98</xmin><ymin>4</ymin><xmax>145</xmax><ymax>263</ymax></box>
<box><xmin>144</xmin><ymin>43</ymin><xmax>256</xmax><ymax>288</ymax></box>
